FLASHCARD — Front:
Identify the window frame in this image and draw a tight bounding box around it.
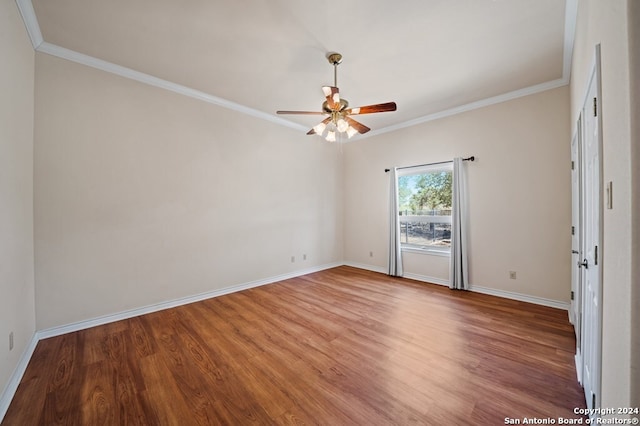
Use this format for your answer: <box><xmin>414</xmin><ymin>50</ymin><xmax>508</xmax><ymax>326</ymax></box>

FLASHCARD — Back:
<box><xmin>396</xmin><ymin>163</ymin><xmax>453</xmax><ymax>256</ymax></box>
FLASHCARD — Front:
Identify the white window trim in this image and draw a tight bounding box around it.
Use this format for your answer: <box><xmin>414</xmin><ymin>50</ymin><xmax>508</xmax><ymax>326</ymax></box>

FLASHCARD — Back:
<box><xmin>397</xmin><ymin>162</ymin><xmax>453</xmax><ymax>256</ymax></box>
<box><xmin>396</xmin><ymin>162</ymin><xmax>452</xmax><ymax>177</ymax></box>
<box><xmin>402</xmin><ymin>245</ymin><xmax>450</xmax><ymax>257</ymax></box>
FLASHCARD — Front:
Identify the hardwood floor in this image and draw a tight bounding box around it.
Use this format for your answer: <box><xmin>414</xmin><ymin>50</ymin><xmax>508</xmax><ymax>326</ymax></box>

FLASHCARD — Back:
<box><xmin>3</xmin><ymin>266</ymin><xmax>586</xmax><ymax>425</ymax></box>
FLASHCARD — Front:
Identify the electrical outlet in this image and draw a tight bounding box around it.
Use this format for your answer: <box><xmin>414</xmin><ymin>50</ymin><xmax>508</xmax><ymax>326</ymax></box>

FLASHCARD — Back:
<box><xmin>509</xmin><ymin>271</ymin><xmax>517</xmax><ymax>280</ymax></box>
<box><xmin>9</xmin><ymin>332</ymin><xmax>14</xmax><ymax>351</ymax></box>
<box><xmin>291</xmin><ymin>256</ymin><xmax>295</xmax><ymax>263</ymax></box>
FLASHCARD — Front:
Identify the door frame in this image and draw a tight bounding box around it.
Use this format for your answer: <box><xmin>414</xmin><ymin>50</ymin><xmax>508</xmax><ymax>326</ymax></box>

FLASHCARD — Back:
<box><xmin>570</xmin><ymin>114</ymin><xmax>583</xmax><ymax>382</ymax></box>
<box><xmin>575</xmin><ymin>44</ymin><xmax>603</xmax><ymax>416</ymax></box>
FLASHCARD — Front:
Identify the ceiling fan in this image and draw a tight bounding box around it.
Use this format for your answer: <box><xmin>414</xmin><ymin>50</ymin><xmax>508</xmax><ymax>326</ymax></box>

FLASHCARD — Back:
<box><xmin>277</xmin><ymin>52</ymin><xmax>397</xmax><ymax>141</ymax></box>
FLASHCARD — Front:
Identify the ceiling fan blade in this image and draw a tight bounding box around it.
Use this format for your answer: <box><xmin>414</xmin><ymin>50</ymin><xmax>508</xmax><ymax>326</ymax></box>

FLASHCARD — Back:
<box><xmin>347</xmin><ymin>102</ymin><xmax>397</xmax><ymax>115</ymax></box>
<box><xmin>307</xmin><ymin>117</ymin><xmax>332</xmax><ymax>135</ymax></box>
<box><xmin>322</xmin><ymin>86</ymin><xmax>340</xmax><ymax>110</ymax></box>
<box><xmin>277</xmin><ymin>110</ymin><xmax>325</xmax><ymax>115</ymax></box>
<box><xmin>345</xmin><ymin>116</ymin><xmax>371</xmax><ymax>134</ymax></box>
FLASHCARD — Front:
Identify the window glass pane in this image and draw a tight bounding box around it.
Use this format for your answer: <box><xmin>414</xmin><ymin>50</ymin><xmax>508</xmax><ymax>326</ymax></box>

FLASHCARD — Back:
<box><xmin>397</xmin><ymin>168</ymin><xmax>452</xmax><ymax>249</ymax></box>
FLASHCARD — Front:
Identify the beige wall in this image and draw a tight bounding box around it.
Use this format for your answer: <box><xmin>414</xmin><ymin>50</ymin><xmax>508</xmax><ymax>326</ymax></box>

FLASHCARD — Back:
<box><xmin>34</xmin><ymin>53</ymin><xmax>343</xmax><ymax>329</ymax></box>
<box><xmin>343</xmin><ymin>86</ymin><xmax>571</xmax><ymax>303</ymax></box>
<box><xmin>0</xmin><ymin>0</ymin><xmax>36</xmax><ymax>403</ymax></box>
<box><xmin>6</xmin><ymin>0</ymin><xmax>637</xmax><ymax>412</ymax></box>
<box><xmin>570</xmin><ymin>0</ymin><xmax>633</xmax><ymax>409</ymax></box>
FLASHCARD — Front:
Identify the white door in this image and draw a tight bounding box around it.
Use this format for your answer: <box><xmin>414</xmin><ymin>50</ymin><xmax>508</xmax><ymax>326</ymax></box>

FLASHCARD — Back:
<box><xmin>580</xmin><ymin>45</ymin><xmax>602</xmax><ymax>413</ymax></box>
<box><xmin>570</xmin><ymin>116</ymin><xmax>583</xmax><ymax>381</ymax></box>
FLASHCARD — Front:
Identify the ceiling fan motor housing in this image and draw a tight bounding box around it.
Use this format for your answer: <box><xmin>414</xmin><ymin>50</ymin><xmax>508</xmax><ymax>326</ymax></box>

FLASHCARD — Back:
<box><xmin>322</xmin><ymin>99</ymin><xmax>349</xmax><ymax>113</ymax></box>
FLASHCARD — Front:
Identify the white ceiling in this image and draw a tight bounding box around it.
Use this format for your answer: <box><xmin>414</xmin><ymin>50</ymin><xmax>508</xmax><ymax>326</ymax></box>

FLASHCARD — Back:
<box><xmin>21</xmin><ymin>0</ymin><xmax>575</xmax><ymax>137</ymax></box>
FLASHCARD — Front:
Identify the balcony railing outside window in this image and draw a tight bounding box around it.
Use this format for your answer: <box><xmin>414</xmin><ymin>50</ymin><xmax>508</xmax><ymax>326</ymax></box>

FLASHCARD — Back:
<box><xmin>399</xmin><ymin>209</ymin><xmax>451</xmax><ymax>248</ymax></box>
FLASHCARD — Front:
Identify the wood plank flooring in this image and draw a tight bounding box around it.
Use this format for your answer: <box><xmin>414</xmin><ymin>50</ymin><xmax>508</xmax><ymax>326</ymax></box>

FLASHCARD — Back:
<box><xmin>3</xmin><ymin>266</ymin><xmax>586</xmax><ymax>425</ymax></box>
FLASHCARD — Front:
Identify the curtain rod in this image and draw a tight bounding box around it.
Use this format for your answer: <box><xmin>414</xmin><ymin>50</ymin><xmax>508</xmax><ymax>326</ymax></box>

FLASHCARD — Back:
<box><xmin>384</xmin><ymin>156</ymin><xmax>475</xmax><ymax>173</ymax></box>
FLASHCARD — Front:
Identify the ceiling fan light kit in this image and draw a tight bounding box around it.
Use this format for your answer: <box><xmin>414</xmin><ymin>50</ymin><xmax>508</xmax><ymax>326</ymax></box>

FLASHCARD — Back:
<box><xmin>277</xmin><ymin>52</ymin><xmax>397</xmax><ymax>142</ymax></box>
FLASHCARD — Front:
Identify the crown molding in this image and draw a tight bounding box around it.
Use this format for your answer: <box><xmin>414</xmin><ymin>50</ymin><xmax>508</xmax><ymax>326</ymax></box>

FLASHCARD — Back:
<box><xmin>364</xmin><ymin>77</ymin><xmax>569</xmax><ymax>139</ymax></box>
<box><xmin>15</xmin><ymin>0</ymin><xmax>43</xmax><ymax>49</ymax></box>
<box><xmin>36</xmin><ymin>42</ymin><xmax>308</xmax><ymax>133</ymax></box>
<box><xmin>16</xmin><ymin>0</ymin><xmax>577</xmax><ymax>138</ymax></box>
<box><xmin>563</xmin><ymin>0</ymin><xmax>579</xmax><ymax>80</ymax></box>
<box><xmin>362</xmin><ymin>0</ymin><xmax>577</xmax><ymax>139</ymax></box>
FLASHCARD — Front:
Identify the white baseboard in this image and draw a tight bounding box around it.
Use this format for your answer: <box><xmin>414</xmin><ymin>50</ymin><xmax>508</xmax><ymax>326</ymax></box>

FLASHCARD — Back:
<box><xmin>575</xmin><ymin>349</ymin><xmax>583</xmax><ymax>384</ymax></box>
<box><xmin>0</xmin><ymin>262</ymin><xmax>341</xmax><ymax>423</ymax></box>
<box><xmin>0</xmin><ymin>260</ymin><xmax>569</xmax><ymax>422</ymax></box>
<box><xmin>38</xmin><ymin>261</ymin><xmax>342</xmax><ymax>340</ymax></box>
<box><xmin>342</xmin><ymin>261</ymin><xmax>387</xmax><ymax>274</ymax></box>
<box><xmin>0</xmin><ymin>333</ymin><xmax>39</xmax><ymax>422</ymax></box>
<box><xmin>343</xmin><ymin>262</ymin><xmax>450</xmax><ymax>287</ymax></box>
<box><xmin>342</xmin><ymin>262</ymin><xmax>570</xmax><ymax>310</ymax></box>
<box><xmin>402</xmin><ymin>272</ymin><xmax>450</xmax><ymax>287</ymax></box>
<box><xmin>469</xmin><ymin>285</ymin><xmax>570</xmax><ymax>310</ymax></box>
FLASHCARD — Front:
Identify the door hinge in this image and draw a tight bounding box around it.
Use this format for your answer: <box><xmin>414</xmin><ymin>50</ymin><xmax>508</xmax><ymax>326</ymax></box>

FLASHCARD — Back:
<box><xmin>571</xmin><ymin>291</ymin><xmax>575</xmax><ymax>301</ymax></box>
<box><xmin>595</xmin><ymin>245</ymin><xmax>598</xmax><ymax>265</ymax></box>
<box><xmin>571</xmin><ymin>226</ymin><xmax>575</xmax><ymax>236</ymax></box>
<box><xmin>571</xmin><ymin>160</ymin><xmax>575</xmax><ymax>170</ymax></box>
<box><xmin>592</xmin><ymin>392</ymin><xmax>596</xmax><ymax>408</ymax></box>
<box><xmin>593</xmin><ymin>97</ymin><xmax>598</xmax><ymax>117</ymax></box>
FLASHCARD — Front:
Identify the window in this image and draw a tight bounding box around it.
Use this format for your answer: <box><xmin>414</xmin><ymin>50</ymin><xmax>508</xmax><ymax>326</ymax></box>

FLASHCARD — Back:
<box><xmin>397</xmin><ymin>164</ymin><xmax>452</xmax><ymax>253</ymax></box>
